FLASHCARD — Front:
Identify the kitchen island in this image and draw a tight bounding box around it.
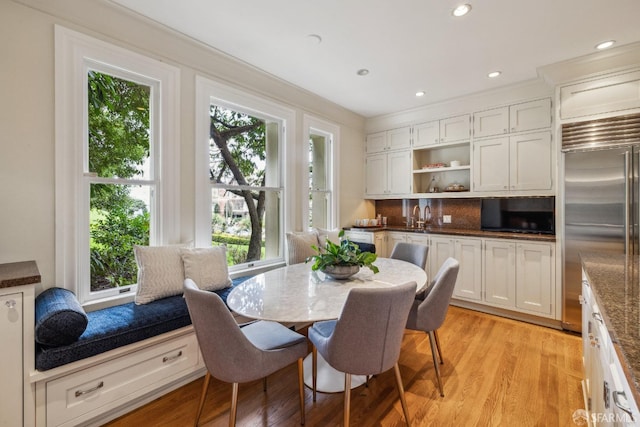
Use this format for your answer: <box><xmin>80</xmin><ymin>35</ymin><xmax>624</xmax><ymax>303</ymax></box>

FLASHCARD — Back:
<box><xmin>581</xmin><ymin>253</ymin><xmax>640</xmax><ymax>419</ymax></box>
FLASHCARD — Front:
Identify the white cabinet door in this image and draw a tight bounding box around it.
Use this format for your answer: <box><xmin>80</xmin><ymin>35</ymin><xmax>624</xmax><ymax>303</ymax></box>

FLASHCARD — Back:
<box><xmin>473</xmin><ymin>137</ymin><xmax>510</xmax><ymax>192</ymax></box>
<box><xmin>0</xmin><ymin>292</ymin><xmax>23</xmax><ymax>427</ymax></box>
<box><xmin>413</xmin><ymin>120</ymin><xmax>440</xmax><ymax>148</ymax></box>
<box><xmin>373</xmin><ymin>232</ymin><xmax>387</xmax><ymax>257</ymax></box>
<box><xmin>387</xmin><ymin>126</ymin><xmax>412</xmax><ymax>151</ymax></box>
<box><xmin>387</xmin><ymin>232</ymin><xmax>408</xmax><ymax>256</ymax></box>
<box><xmin>509</xmin><ymin>131</ymin><xmax>553</xmax><ymax>191</ymax></box>
<box><xmin>509</xmin><ymin>98</ymin><xmax>551</xmax><ymax>133</ymax></box>
<box><xmin>484</xmin><ymin>240</ymin><xmax>516</xmax><ymax>307</ymax></box>
<box><xmin>453</xmin><ymin>238</ymin><xmax>482</xmax><ymax>301</ymax></box>
<box><xmin>365</xmin><ymin>153</ymin><xmax>387</xmax><ymax>195</ymax></box>
<box><xmin>515</xmin><ymin>242</ymin><xmax>553</xmax><ymax>315</ymax></box>
<box><xmin>429</xmin><ymin>236</ymin><xmax>455</xmax><ymax>280</ymax></box>
<box><xmin>387</xmin><ymin>150</ymin><xmax>412</xmax><ymax>194</ymax></box>
<box><xmin>440</xmin><ymin>114</ymin><xmax>470</xmax><ymax>144</ymax></box>
<box><xmin>366</xmin><ymin>131</ymin><xmax>386</xmax><ymax>154</ymax></box>
<box><xmin>473</xmin><ymin>106</ymin><xmax>509</xmax><ymax>138</ymax></box>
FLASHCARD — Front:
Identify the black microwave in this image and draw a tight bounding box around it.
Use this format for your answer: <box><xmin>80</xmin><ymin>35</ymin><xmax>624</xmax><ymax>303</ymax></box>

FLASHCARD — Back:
<box><xmin>480</xmin><ymin>197</ymin><xmax>555</xmax><ymax>235</ymax></box>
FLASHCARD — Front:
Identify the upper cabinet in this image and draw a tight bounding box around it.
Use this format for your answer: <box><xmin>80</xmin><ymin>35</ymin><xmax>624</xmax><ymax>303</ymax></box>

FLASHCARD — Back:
<box><xmin>365</xmin><ymin>150</ymin><xmax>412</xmax><ymax>196</ymax></box>
<box><xmin>473</xmin><ymin>98</ymin><xmax>551</xmax><ymax>138</ymax></box>
<box><xmin>366</xmin><ymin>126</ymin><xmax>411</xmax><ymax>154</ymax></box>
<box><xmin>414</xmin><ymin>114</ymin><xmax>471</xmax><ymax>148</ymax></box>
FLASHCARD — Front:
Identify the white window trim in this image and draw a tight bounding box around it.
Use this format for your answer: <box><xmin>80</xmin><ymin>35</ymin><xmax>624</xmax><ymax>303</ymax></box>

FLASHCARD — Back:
<box><xmin>194</xmin><ymin>76</ymin><xmax>295</xmax><ymax>271</ymax></box>
<box><xmin>55</xmin><ymin>26</ymin><xmax>180</xmax><ymax>305</ymax></box>
<box><xmin>303</xmin><ymin>114</ymin><xmax>340</xmax><ymax>229</ymax></box>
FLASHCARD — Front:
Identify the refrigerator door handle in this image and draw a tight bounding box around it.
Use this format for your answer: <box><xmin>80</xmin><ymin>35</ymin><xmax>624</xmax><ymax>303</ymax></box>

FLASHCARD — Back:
<box><xmin>625</xmin><ymin>151</ymin><xmax>631</xmax><ymax>254</ymax></box>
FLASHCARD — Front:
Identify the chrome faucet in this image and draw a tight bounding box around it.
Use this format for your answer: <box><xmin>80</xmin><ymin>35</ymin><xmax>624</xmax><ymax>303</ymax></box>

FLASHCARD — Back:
<box><xmin>412</xmin><ymin>205</ymin><xmax>424</xmax><ymax>228</ymax></box>
<box><xmin>424</xmin><ymin>205</ymin><xmax>431</xmax><ymax>225</ymax></box>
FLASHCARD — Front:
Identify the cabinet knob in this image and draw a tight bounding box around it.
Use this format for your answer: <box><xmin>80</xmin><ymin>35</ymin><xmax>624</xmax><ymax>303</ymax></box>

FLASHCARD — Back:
<box><xmin>511</xmin><ymin>127</ymin><xmax>516</xmax><ymax>131</ymax></box>
<box><xmin>4</xmin><ymin>299</ymin><xmax>16</xmax><ymax>309</ymax></box>
<box><xmin>503</xmin><ymin>129</ymin><xmax>507</xmax><ymax>133</ymax></box>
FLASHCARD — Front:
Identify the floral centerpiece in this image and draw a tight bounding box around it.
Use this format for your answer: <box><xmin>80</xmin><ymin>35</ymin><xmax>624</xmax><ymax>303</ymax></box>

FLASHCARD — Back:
<box><xmin>306</xmin><ymin>230</ymin><xmax>379</xmax><ymax>279</ymax></box>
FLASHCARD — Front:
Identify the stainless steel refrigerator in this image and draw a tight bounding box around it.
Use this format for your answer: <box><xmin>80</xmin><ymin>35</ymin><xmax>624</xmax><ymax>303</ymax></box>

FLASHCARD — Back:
<box><xmin>562</xmin><ymin>114</ymin><xmax>640</xmax><ymax>332</ymax></box>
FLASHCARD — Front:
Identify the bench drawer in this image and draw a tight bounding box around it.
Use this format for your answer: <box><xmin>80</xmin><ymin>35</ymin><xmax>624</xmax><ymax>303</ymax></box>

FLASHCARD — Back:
<box><xmin>46</xmin><ymin>332</ymin><xmax>201</xmax><ymax>427</ymax></box>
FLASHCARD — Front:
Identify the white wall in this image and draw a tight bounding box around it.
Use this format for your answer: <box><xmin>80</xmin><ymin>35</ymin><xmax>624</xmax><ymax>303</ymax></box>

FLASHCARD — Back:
<box><xmin>0</xmin><ymin>0</ymin><xmax>366</xmax><ymax>291</ymax></box>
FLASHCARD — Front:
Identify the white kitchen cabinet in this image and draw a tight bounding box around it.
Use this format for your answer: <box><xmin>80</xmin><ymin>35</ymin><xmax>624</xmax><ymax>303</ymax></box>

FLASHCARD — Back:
<box><xmin>473</xmin><ymin>131</ymin><xmax>552</xmax><ymax>193</ymax></box>
<box><xmin>365</xmin><ymin>150</ymin><xmax>411</xmax><ymax>196</ymax></box>
<box><xmin>413</xmin><ymin>120</ymin><xmax>440</xmax><ymax>148</ymax></box>
<box><xmin>1</xmin><ymin>291</ymin><xmax>23</xmax><ymax>427</ymax></box>
<box><xmin>473</xmin><ymin>106</ymin><xmax>509</xmax><ymax>138</ymax></box>
<box><xmin>343</xmin><ymin>230</ymin><xmax>386</xmax><ymax>256</ymax></box>
<box><xmin>483</xmin><ymin>240</ymin><xmax>516</xmax><ymax>307</ymax></box>
<box><xmin>413</xmin><ymin>114</ymin><xmax>470</xmax><ymax>148</ymax></box>
<box><xmin>483</xmin><ymin>240</ymin><xmax>554</xmax><ymax>316</ymax></box>
<box><xmin>373</xmin><ymin>232</ymin><xmax>387</xmax><ymax>257</ymax></box>
<box><xmin>366</xmin><ymin>126</ymin><xmax>411</xmax><ymax>154</ymax></box>
<box><xmin>560</xmin><ymin>69</ymin><xmax>640</xmax><ymax>119</ymax></box>
<box><xmin>509</xmin><ymin>98</ymin><xmax>551</xmax><ymax>133</ymax></box>
<box><xmin>515</xmin><ymin>242</ymin><xmax>553</xmax><ymax>315</ymax></box>
<box><xmin>429</xmin><ymin>235</ymin><xmax>482</xmax><ymax>301</ymax></box>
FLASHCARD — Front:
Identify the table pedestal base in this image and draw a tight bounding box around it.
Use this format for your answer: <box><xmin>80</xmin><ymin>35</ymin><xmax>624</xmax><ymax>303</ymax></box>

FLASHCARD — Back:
<box><xmin>303</xmin><ymin>353</ymin><xmax>366</xmax><ymax>393</ymax></box>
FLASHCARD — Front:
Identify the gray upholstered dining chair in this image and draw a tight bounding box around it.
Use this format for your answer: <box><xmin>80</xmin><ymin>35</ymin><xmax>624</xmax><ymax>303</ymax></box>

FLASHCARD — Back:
<box><xmin>308</xmin><ymin>281</ymin><xmax>417</xmax><ymax>426</ymax></box>
<box><xmin>405</xmin><ymin>257</ymin><xmax>459</xmax><ymax>397</ymax></box>
<box><xmin>183</xmin><ymin>279</ymin><xmax>308</xmax><ymax>427</ymax></box>
<box><xmin>390</xmin><ymin>242</ymin><xmax>429</xmax><ymax>270</ymax></box>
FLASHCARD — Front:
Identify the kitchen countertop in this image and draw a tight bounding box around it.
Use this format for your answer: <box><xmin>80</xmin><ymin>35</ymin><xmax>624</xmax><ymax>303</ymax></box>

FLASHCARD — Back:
<box><xmin>0</xmin><ymin>260</ymin><xmax>40</xmax><ymax>289</ymax></box>
<box><xmin>581</xmin><ymin>253</ymin><xmax>640</xmax><ymax>405</ymax></box>
<box><xmin>343</xmin><ymin>226</ymin><xmax>556</xmax><ymax>242</ymax></box>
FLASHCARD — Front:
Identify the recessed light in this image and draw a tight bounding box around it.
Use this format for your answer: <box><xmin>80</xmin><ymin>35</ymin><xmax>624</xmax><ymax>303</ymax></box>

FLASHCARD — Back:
<box><xmin>596</xmin><ymin>40</ymin><xmax>615</xmax><ymax>50</ymax></box>
<box><xmin>356</xmin><ymin>69</ymin><xmax>369</xmax><ymax>76</ymax></box>
<box><xmin>488</xmin><ymin>71</ymin><xmax>502</xmax><ymax>78</ymax></box>
<box><xmin>452</xmin><ymin>4</ymin><xmax>472</xmax><ymax>17</ymax></box>
<box><xmin>307</xmin><ymin>34</ymin><xmax>322</xmax><ymax>44</ymax></box>
<box><xmin>415</xmin><ymin>91</ymin><xmax>426</xmax><ymax>97</ymax></box>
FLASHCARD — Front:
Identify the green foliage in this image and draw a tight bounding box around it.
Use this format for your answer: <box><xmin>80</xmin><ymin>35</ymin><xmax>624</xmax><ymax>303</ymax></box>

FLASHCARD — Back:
<box><xmin>306</xmin><ymin>230</ymin><xmax>379</xmax><ymax>274</ymax></box>
<box><xmin>212</xmin><ymin>233</ymin><xmax>251</xmax><ymax>246</ymax></box>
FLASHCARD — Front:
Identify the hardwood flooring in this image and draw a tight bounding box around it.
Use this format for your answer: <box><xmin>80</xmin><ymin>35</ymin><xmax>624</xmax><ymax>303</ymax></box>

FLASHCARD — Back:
<box><xmin>104</xmin><ymin>307</ymin><xmax>584</xmax><ymax>426</ymax></box>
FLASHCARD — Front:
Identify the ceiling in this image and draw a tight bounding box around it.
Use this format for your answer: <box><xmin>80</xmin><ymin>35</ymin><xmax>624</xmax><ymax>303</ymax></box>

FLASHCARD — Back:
<box><xmin>110</xmin><ymin>0</ymin><xmax>640</xmax><ymax>118</ymax></box>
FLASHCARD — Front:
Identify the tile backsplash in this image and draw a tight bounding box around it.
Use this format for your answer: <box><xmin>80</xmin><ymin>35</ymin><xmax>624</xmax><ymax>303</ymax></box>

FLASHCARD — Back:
<box><xmin>375</xmin><ymin>198</ymin><xmax>481</xmax><ymax>230</ymax></box>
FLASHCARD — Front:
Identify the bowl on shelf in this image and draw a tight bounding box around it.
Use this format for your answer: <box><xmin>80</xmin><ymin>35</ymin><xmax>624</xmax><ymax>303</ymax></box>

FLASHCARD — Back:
<box><xmin>444</xmin><ymin>183</ymin><xmax>467</xmax><ymax>192</ymax></box>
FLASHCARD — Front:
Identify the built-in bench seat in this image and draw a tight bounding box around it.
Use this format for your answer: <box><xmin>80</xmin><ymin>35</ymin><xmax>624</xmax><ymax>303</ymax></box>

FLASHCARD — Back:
<box><xmin>35</xmin><ymin>277</ymin><xmax>250</xmax><ymax>371</ymax></box>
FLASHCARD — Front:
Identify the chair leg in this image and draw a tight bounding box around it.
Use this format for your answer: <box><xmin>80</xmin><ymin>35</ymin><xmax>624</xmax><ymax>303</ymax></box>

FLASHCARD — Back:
<box><xmin>229</xmin><ymin>382</ymin><xmax>239</xmax><ymax>427</ymax></box>
<box><xmin>312</xmin><ymin>346</ymin><xmax>317</xmax><ymax>402</ymax></box>
<box><xmin>433</xmin><ymin>330</ymin><xmax>444</xmax><ymax>364</ymax></box>
<box><xmin>297</xmin><ymin>358</ymin><xmax>306</xmax><ymax>425</ymax></box>
<box><xmin>194</xmin><ymin>372</ymin><xmax>211</xmax><ymax>427</ymax></box>
<box><xmin>344</xmin><ymin>373</ymin><xmax>352</xmax><ymax>426</ymax></box>
<box><xmin>393</xmin><ymin>363</ymin><xmax>411</xmax><ymax>426</ymax></box>
<box><xmin>428</xmin><ymin>331</ymin><xmax>444</xmax><ymax>397</ymax></box>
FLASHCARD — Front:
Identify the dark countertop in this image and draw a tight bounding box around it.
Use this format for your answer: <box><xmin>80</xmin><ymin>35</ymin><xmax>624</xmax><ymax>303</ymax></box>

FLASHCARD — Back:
<box><xmin>581</xmin><ymin>253</ymin><xmax>640</xmax><ymax>405</ymax></box>
<box><xmin>0</xmin><ymin>260</ymin><xmax>41</xmax><ymax>289</ymax></box>
<box><xmin>343</xmin><ymin>226</ymin><xmax>556</xmax><ymax>242</ymax></box>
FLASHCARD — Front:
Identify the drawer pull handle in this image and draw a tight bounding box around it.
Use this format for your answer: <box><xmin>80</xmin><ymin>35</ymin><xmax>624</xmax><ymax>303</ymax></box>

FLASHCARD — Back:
<box><xmin>163</xmin><ymin>350</ymin><xmax>183</xmax><ymax>363</ymax></box>
<box><xmin>592</xmin><ymin>312</ymin><xmax>604</xmax><ymax>323</ymax></box>
<box><xmin>75</xmin><ymin>381</ymin><xmax>104</xmax><ymax>397</ymax></box>
<box><xmin>613</xmin><ymin>390</ymin><xmax>634</xmax><ymax>420</ymax></box>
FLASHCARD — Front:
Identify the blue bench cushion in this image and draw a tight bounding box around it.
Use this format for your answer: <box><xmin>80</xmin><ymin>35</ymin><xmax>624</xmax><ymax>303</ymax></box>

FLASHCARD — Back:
<box><xmin>35</xmin><ymin>277</ymin><xmax>250</xmax><ymax>371</ymax></box>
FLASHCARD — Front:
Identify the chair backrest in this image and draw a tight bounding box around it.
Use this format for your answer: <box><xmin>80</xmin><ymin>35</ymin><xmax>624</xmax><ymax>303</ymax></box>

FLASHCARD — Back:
<box><xmin>324</xmin><ymin>281</ymin><xmax>417</xmax><ymax>375</ymax></box>
<box><xmin>183</xmin><ymin>279</ymin><xmax>263</xmax><ymax>383</ymax></box>
<box><xmin>390</xmin><ymin>242</ymin><xmax>429</xmax><ymax>270</ymax></box>
<box><xmin>407</xmin><ymin>257</ymin><xmax>459</xmax><ymax>332</ymax></box>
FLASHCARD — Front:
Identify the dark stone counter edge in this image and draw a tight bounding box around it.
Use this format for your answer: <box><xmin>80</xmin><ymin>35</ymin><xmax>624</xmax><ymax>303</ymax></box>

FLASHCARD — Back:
<box><xmin>343</xmin><ymin>226</ymin><xmax>556</xmax><ymax>242</ymax></box>
<box><xmin>0</xmin><ymin>261</ymin><xmax>41</xmax><ymax>289</ymax></box>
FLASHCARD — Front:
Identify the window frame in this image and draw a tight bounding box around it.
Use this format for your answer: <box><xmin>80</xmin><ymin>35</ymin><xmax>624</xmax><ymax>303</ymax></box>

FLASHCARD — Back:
<box><xmin>303</xmin><ymin>115</ymin><xmax>340</xmax><ymax>230</ymax></box>
<box><xmin>55</xmin><ymin>26</ymin><xmax>180</xmax><ymax>307</ymax></box>
<box><xmin>195</xmin><ymin>76</ymin><xmax>295</xmax><ymax>273</ymax></box>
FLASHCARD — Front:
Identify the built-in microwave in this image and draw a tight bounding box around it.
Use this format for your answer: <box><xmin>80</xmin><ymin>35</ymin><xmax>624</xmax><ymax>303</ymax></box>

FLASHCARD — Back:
<box><xmin>480</xmin><ymin>197</ymin><xmax>555</xmax><ymax>235</ymax></box>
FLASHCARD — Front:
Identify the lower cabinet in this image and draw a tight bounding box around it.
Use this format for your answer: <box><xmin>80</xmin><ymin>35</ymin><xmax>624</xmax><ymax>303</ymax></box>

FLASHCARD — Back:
<box><xmin>484</xmin><ymin>239</ymin><xmax>554</xmax><ymax>316</ymax></box>
<box><xmin>429</xmin><ymin>235</ymin><xmax>482</xmax><ymax>301</ymax></box>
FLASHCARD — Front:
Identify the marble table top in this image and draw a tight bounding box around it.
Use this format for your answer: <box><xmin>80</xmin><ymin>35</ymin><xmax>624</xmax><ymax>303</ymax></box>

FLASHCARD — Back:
<box><xmin>227</xmin><ymin>258</ymin><xmax>428</xmax><ymax>323</ymax></box>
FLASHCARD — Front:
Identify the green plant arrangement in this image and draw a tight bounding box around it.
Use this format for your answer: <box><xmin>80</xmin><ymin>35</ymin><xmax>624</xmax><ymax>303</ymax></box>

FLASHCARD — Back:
<box><xmin>306</xmin><ymin>230</ymin><xmax>379</xmax><ymax>278</ymax></box>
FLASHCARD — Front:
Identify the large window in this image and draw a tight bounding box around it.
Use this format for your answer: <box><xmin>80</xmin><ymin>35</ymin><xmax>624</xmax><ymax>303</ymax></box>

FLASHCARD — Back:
<box><xmin>196</xmin><ymin>77</ymin><xmax>294</xmax><ymax>271</ymax></box>
<box><xmin>304</xmin><ymin>115</ymin><xmax>339</xmax><ymax>230</ymax></box>
<box><xmin>55</xmin><ymin>27</ymin><xmax>180</xmax><ymax>305</ymax></box>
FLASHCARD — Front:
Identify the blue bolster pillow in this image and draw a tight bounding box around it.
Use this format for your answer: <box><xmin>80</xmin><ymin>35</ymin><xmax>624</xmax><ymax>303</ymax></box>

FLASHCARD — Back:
<box><xmin>35</xmin><ymin>287</ymin><xmax>88</xmax><ymax>347</ymax></box>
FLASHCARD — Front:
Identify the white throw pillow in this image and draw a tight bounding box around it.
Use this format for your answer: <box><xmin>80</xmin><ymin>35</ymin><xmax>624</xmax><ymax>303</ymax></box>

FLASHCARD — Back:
<box><xmin>314</xmin><ymin>227</ymin><xmax>341</xmax><ymax>246</ymax></box>
<box><xmin>134</xmin><ymin>245</ymin><xmax>186</xmax><ymax>305</ymax></box>
<box><xmin>180</xmin><ymin>247</ymin><xmax>232</xmax><ymax>291</ymax></box>
<box><xmin>286</xmin><ymin>231</ymin><xmax>320</xmax><ymax>265</ymax></box>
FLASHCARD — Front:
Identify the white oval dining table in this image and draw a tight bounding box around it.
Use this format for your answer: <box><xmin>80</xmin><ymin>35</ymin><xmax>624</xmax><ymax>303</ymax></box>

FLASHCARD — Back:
<box><xmin>226</xmin><ymin>257</ymin><xmax>428</xmax><ymax>392</ymax></box>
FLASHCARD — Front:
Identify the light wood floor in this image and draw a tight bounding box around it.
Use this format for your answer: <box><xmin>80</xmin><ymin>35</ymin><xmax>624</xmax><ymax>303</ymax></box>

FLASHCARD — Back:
<box><xmin>105</xmin><ymin>307</ymin><xmax>584</xmax><ymax>426</ymax></box>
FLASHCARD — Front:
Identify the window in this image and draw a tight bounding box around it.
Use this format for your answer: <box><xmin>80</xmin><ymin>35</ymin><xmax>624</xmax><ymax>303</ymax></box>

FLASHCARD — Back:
<box><xmin>195</xmin><ymin>77</ymin><xmax>294</xmax><ymax>271</ymax></box>
<box><xmin>304</xmin><ymin>115</ymin><xmax>339</xmax><ymax>230</ymax></box>
<box><xmin>55</xmin><ymin>27</ymin><xmax>180</xmax><ymax>305</ymax></box>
